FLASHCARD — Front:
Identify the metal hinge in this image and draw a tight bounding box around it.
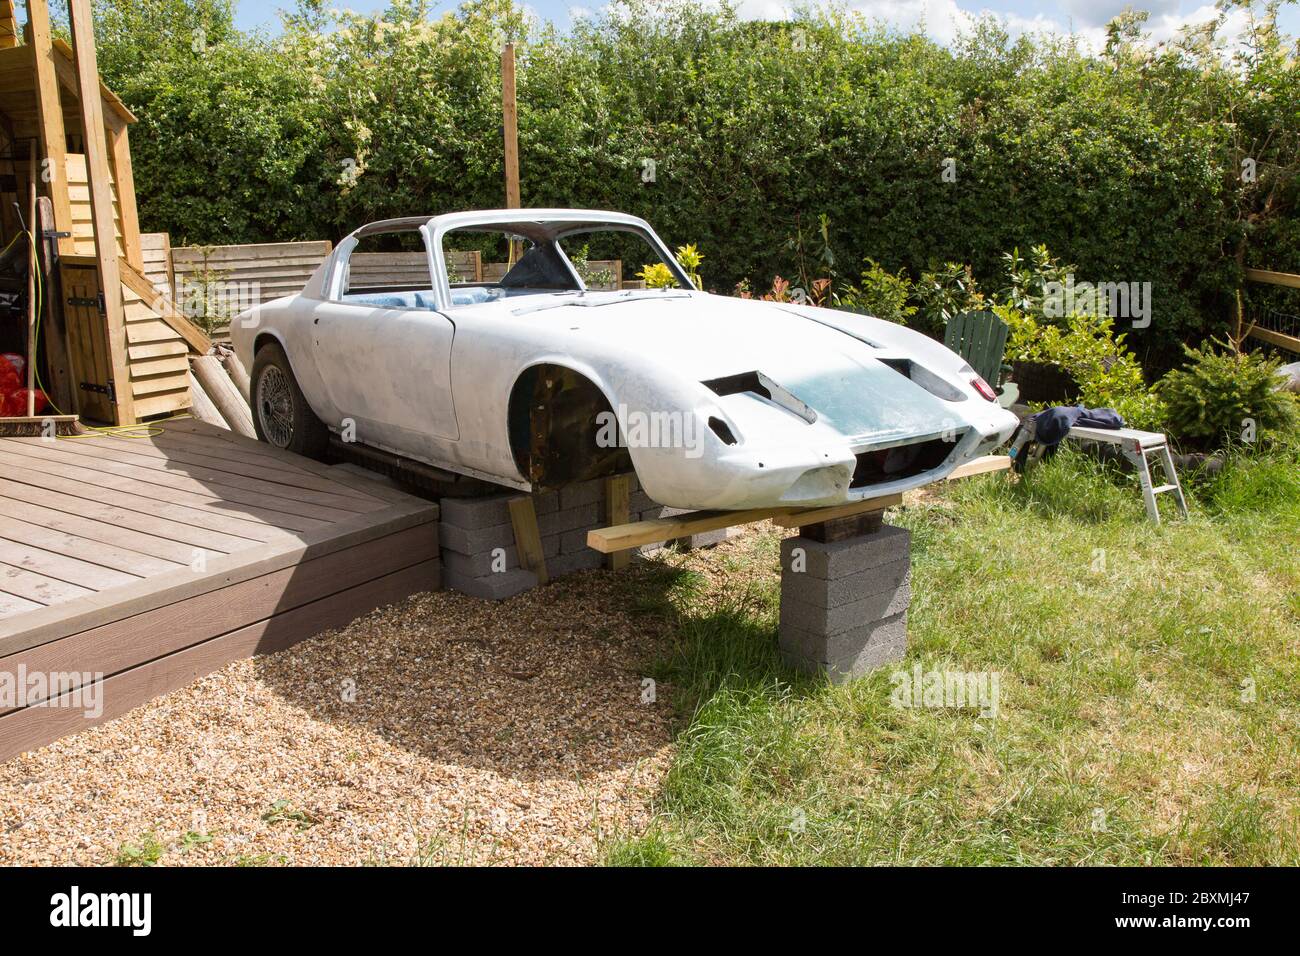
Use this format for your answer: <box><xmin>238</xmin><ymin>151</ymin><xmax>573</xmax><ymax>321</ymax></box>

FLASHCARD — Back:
<box><xmin>67</xmin><ymin>292</ymin><xmax>106</xmax><ymax>314</ymax></box>
<box><xmin>80</xmin><ymin>381</ymin><xmax>116</xmax><ymax>401</ymax></box>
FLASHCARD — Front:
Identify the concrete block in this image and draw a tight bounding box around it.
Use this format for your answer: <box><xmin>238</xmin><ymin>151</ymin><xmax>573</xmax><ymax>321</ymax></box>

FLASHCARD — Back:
<box><xmin>532</xmin><ymin>490</ymin><xmax>560</xmax><ymax>515</ymax></box>
<box><xmin>560</xmin><ymin>526</ymin><xmax>599</xmax><ymax>555</ymax></box>
<box><xmin>439</xmin><ymin>494</ymin><xmax>512</xmax><ymax>530</ymax></box>
<box><xmin>537</xmin><ymin>502</ymin><xmax>600</xmax><ymax>537</ymax></box>
<box><xmin>438</xmin><ymin>521</ymin><xmax>514</xmax><ymax>556</ymax></box>
<box><xmin>780</xmin><ymin>557</ymin><xmax>910</xmax><ymax>611</ymax></box>
<box><xmin>779</xmin><ymin>577</ymin><xmax>910</xmax><ymax>635</ymax></box>
<box><xmin>444</xmin><ymin>568</ymin><xmax>538</xmax><ymax>601</ymax></box>
<box><xmin>442</xmin><ymin>546</ymin><xmax>519</xmax><ymax>578</ymax></box>
<box><xmin>549</xmin><ymin>549</ymin><xmax>604</xmax><ymax>577</ymax></box>
<box><xmin>559</xmin><ymin>478</ymin><xmax>605</xmax><ymax>511</ymax></box>
<box><xmin>779</xmin><ymin>611</ymin><xmax>908</xmax><ymax>669</ymax></box>
<box><xmin>629</xmin><ymin>490</ymin><xmax>658</xmax><ymax>514</ymax></box>
<box><xmin>779</xmin><ymin>525</ymin><xmax>911</xmax><ymax>580</ymax></box>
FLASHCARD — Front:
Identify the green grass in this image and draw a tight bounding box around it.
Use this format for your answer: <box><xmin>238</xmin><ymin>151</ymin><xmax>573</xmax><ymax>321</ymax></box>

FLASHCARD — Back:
<box><xmin>603</xmin><ymin>448</ymin><xmax>1300</xmax><ymax>866</ymax></box>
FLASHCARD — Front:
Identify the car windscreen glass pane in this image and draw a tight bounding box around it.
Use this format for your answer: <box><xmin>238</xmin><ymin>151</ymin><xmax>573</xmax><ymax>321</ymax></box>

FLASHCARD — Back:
<box><xmin>556</xmin><ymin>229</ymin><xmax>686</xmax><ymax>291</ymax></box>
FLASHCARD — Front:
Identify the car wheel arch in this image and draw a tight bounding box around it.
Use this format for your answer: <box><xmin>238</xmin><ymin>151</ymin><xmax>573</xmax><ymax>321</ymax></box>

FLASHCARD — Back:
<box><xmin>506</xmin><ymin>361</ymin><xmax>633</xmax><ymax>490</ymax></box>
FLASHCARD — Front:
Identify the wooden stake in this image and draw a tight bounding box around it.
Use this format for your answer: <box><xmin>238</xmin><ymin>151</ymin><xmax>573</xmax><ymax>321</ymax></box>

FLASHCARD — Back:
<box><xmin>604</xmin><ymin>475</ymin><xmax>632</xmax><ymax>570</ymax></box>
<box><xmin>26</xmin><ymin>140</ymin><xmax>36</xmax><ymax>417</ymax></box>
<box><xmin>68</xmin><ymin>0</ymin><xmax>134</xmax><ymax>424</ymax></box>
<box><xmin>502</xmin><ymin>43</ymin><xmax>520</xmax><ymax>209</ymax></box>
<box><xmin>508</xmin><ymin>495</ymin><xmax>549</xmax><ymax>584</ymax></box>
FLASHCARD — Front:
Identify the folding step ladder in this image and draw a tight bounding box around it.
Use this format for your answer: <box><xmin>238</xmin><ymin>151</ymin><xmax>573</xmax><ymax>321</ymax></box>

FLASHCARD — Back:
<box><xmin>1067</xmin><ymin>427</ymin><xmax>1189</xmax><ymax>524</ymax></box>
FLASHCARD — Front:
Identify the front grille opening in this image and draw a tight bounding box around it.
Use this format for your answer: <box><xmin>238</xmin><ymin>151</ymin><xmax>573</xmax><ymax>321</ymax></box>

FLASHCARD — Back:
<box><xmin>703</xmin><ymin>371</ymin><xmax>771</xmax><ymax>400</ymax></box>
<box><xmin>850</xmin><ymin>437</ymin><xmax>956</xmax><ymax>488</ymax></box>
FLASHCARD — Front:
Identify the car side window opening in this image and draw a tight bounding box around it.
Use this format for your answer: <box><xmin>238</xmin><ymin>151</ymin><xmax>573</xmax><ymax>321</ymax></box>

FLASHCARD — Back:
<box><xmin>337</xmin><ymin>229</ymin><xmax>439</xmax><ymax>311</ymax></box>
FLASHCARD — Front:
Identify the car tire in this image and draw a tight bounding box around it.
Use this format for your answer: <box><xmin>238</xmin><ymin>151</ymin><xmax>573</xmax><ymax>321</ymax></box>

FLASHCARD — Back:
<box><xmin>251</xmin><ymin>341</ymin><xmax>330</xmax><ymax>459</ymax></box>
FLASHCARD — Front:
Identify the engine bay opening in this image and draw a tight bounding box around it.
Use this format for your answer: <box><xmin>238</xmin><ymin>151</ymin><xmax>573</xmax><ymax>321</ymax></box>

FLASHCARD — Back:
<box><xmin>850</xmin><ymin>435</ymin><xmax>961</xmax><ymax>488</ymax></box>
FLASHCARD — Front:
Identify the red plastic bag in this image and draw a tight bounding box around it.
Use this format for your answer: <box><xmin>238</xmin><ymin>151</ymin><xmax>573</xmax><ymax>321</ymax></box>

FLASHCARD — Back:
<box><xmin>9</xmin><ymin>389</ymin><xmax>49</xmax><ymax>416</ymax></box>
<box><xmin>0</xmin><ymin>353</ymin><xmax>24</xmax><ymax>378</ymax></box>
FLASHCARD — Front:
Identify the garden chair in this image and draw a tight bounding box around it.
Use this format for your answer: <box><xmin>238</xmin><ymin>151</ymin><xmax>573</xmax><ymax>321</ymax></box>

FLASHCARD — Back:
<box><xmin>944</xmin><ymin>310</ymin><xmax>1018</xmax><ymax>407</ymax></box>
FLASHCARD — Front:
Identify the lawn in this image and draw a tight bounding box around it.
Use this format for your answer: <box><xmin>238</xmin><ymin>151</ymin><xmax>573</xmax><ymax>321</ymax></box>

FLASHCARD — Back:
<box><xmin>603</xmin><ymin>447</ymin><xmax>1300</xmax><ymax>866</ymax></box>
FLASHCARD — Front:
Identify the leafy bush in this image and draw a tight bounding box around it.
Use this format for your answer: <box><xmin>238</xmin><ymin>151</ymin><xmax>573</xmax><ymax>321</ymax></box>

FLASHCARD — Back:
<box><xmin>1156</xmin><ymin>342</ymin><xmax>1299</xmax><ymax>449</ymax></box>
<box><xmin>839</xmin><ymin>260</ymin><xmax>916</xmax><ymax>324</ymax></box>
<box><xmin>1001</xmin><ymin>306</ymin><xmax>1166</xmax><ymax>429</ymax></box>
<box><xmin>82</xmin><ymin>0</ymin><xmax>1300</xmax><ymax>371</ymax></box>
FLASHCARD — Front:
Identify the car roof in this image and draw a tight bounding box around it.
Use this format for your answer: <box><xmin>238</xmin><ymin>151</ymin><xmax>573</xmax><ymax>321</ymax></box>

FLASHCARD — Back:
<box><xmin>348</xmin><ymin>209</ymin><xmax>654</xmax><ymax>242</ymax></box>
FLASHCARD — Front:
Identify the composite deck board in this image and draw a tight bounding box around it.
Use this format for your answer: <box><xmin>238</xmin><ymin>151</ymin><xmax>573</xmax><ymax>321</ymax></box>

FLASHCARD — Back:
<box><xmin>33</xmin><ymin>437</ymin><xmax>385</xmax><ymax>514</ymax></box>
<box><xmin>0</xmin><ymin>561</ymin><xmax>95</xmax><ymax>605</ymax></box>
<box><xmin>0</xmin><ymin>449</ymin><xmax>331</xmax><ymax>533</ymax></box>
<box><xmin>0</xmin><ymin>418</ymin><xmax>441</xmax><ymax>761</ymax></box>
<box><xmin>0</xmin><ymin>538</ymin><xmax>143</xmax><ymax>591</ymax></box>
<box><xmin>0</xmin><ymin>496</ymin><xmax>211</xmax><ymax>565</ymax></box>
<box><xmin>0</xmin><ymin>478</ymin><xmax>263</xmax><ymax>555</ymax></box>
<box><xmin>0</xmin><ymin>515</ymin><xmax>183</xmax><ymax>577</ymax></box>
<box><xmin>71</xmin><ymin>434</ymin><xmax>376</xmax><ymax>499</ymax></box>
<box><xmin>0</xmin><ymin>443</ymin><xmax>363</xmax><ymax>524</ymax></box>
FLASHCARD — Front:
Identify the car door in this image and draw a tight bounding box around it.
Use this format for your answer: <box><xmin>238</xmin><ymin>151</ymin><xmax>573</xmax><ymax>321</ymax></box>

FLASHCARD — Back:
<box><xmin>311</xmin><ymin>299</ymin><xmax>459</xmax><ymax>448</ymax></box>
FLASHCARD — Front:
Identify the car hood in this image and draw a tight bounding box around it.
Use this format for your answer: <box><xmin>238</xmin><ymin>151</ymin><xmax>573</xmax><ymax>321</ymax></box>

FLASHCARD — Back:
<box><xmin>505</xmin><ymin>290</ymin><xmax>967</xmax><ymax>445</ymax></box>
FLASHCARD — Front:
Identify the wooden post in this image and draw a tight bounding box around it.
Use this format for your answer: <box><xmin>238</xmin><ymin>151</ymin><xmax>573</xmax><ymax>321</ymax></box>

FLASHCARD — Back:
<box><xmin>26</xmin><ymin>141</ymin><xmax>36</xmax><ymax>417</ymax></box>
<box><xmin>501</xmin><ymin>42</ymin><xmax>522</xmax><ymax>266</ymax></box>
<box><xmin>0</xmin><ymin>0</ymin><xmax>18</xmax><ymax>49</ymax></box>
<box><xmin>507</xmin><ymin>495</ymin><xmax>549</xmax><ymax>585</ymax></box>
<box><xmin>27</xmin><ymin>0</ymin><xmax>74</xmax><ymax>258</ymax></box>
<box><xmin>502</xmin><ymin>42</ymin><xmax>520</xmax><ymax>209</ymax></box>
<box><xmin>68</xmin><ymin>0</ymin><xmax>134</xmax><ymax>424</ymax></box>
<box><xmin>605</xmin><ymin>475</ymin><xmax>632</xmax><ymax>570</ymax></box>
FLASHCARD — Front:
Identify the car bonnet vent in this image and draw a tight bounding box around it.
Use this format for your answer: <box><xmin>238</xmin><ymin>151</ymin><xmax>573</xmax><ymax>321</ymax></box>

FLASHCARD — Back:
<box><xmin>703</xmin><ymin>371</ymin><xmax>817</xmax><ymax>424</ymax></box>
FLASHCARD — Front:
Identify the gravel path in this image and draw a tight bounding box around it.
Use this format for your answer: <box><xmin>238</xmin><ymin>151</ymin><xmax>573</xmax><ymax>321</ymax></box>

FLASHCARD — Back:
<box><xmin>0</xmin><ymin>568</ymin><xmax>679</xmax><ymax>866</ymax></box>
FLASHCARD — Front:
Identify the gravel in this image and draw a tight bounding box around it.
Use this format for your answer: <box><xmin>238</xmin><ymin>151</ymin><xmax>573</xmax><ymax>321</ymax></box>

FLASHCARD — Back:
<box><xmin>0</xmin><ymin>568</ymin><xmax>680</xmax><ymax>866</ymax></box>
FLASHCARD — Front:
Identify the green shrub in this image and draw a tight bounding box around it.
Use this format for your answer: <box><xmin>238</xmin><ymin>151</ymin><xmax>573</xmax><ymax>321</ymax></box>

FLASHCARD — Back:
<box><xmin>1000</xmin><ymin>306</ymin><xmax>1166</xmax><ymax>429</ymax></box>
<box><xmin>1156</xmin><ymin>343</ymin><xmax>1299</xmax><ymax>450</ymax></box>
<box><xmin>840</xmin><ymin>259</ymin><xmax>916</xmax><ymax>324</ymax></box>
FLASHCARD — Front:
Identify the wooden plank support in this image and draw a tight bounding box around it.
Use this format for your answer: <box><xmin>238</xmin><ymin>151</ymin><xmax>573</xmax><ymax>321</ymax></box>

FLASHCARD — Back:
<box><xmin>191</xmin><ymin>353</ymin><xmax>253</xmax><ymax>438</ymax></box>
<box><xmin>944</xmin><ymin>454</ymin><xmax>1012</xmax><ymax>481</ymax></box>
<box><xmin>67</xmin><ymin>0</ymin><xmax>134</xmax><ymax>424</ymax></box>
<box><xmin>27</xmin><ymin>0</ymin><xmax>74</xmax><ymax>258</ymax></box>
<box><xmin>507</xmin><ymin>495</ymin><xmax>549</xmax><ymax>584</ymax></box>
<box><xmin>108</xmin><ymin>123</ymin><xmax>143</xmax><ymax>271</ymax></box>
<box><xmin>604</xmin><ymin>474</ymin><xmax>632</xmax><ymax>570</ymax></box>
<box><xmin>119</xmin><ymin>257</ymin><xmax>211</xmax><ymax>354</ymax></box>
<box><xmin>588</xmin><ymin>493</ymin><xmax>905</xmax><ymax>554</ymax></box>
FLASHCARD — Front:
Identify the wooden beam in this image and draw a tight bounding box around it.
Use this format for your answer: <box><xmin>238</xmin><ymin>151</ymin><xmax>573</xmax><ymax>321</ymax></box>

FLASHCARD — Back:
<box><xmin>49</xmin><ymin>37</ymin><xmax>136</xmax><ymax>129</ymax></box>
<box><xmin>588</xmin><ymin>493</ymin><xmax>904</xmax><ymax>554</ymax></box>
<box><xmin>508</xmin><ymin>495</ymin><xmax>548</xmax><ymax>584</ymax></box>
<box><xmin>27</xmin><ymin>0</ymin><xmax>74</xmax><ymax>257</ymax></box>
<box><xmin>944</xmin><ymin>454</ymin><xmax>1012</xmax><ymax>481</ymax></box>
<box><xmin>108</xmin><ymin>123</ymin><xmax>143</xmax><ymax>271</ymax></box>
<box><xmin>0</xmin><ymin>0</ymin><xmax>18</xmax><ymax>50</ymax></box>
<box><xmin>1244</xmin><ymin>267</ymin><xmax>1300</xmax><ymax>290</ymax></box>
<box><xmin>501</xmin><ymin>42</ymin><xmax>520</xmax><ymax>209</ymax></box>
<box><xmin>119</xmin><ymin>257</ymin><xmax>212</xmax><ymax>354</ymax></box>
<box><xmin>769</xmin><ymin>493</ymin><xmax>905</xmax><ymax>529</ymax></box>
<box><xmin>1247</xmin><ymin>325</ymin><xmax>1300</xmax><ymax>354</ymax></box>
<box><xmin>67</xmin><ymin>0</ymin><xmax>134</xmax><ymax>424</ymax></box>
<box><xmin>604</xmin><ymin>475</ymin><xmax>632</xmax><ymax>570</ymax></box>
<box><xmin>25</xmin><ymin>140</ymin><xmax>36</xmax><ymax>416</ymax></box>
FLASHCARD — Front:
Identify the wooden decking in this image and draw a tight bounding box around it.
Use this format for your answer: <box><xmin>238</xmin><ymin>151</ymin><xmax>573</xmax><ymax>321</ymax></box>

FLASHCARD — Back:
<box><xmin>0</xmin><ymin>418</ymin><xmax>440</xmax><ymax>761</ymax></box>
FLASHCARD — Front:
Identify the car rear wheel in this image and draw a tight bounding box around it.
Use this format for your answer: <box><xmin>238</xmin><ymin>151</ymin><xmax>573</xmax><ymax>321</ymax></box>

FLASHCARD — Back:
<box><xmin>251</xmin><ymin>341</ymin><xmax>329</xmax><ymax>459</ymax></box>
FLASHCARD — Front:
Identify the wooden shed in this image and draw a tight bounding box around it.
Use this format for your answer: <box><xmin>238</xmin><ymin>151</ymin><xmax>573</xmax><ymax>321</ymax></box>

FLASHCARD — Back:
<box><xmin>0</xmin><ymin>0</ymin><xmax>208</xmax><ymax>426</ymax></box>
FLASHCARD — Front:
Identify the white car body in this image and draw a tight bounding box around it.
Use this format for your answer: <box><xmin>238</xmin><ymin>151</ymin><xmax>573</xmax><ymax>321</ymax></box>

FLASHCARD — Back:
<box><xmin>230</xmin><ymin>209</ymin><xmax>1018</xmax><ymax>510</ymax></box>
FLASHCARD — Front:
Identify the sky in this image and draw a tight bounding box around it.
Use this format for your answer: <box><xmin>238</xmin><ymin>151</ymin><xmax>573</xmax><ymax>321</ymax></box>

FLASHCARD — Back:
<box><xmin>232</xmin><ymin>0</ymin><xmax>1300</xmax><ymax>51</ymax></box>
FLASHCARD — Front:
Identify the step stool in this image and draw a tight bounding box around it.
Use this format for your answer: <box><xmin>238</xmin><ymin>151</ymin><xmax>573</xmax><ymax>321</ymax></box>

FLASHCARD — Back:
<box><xmin>1066</xmin><ymin>426</ymin><xmax>1189</xmax><ymax>524</ymax></box>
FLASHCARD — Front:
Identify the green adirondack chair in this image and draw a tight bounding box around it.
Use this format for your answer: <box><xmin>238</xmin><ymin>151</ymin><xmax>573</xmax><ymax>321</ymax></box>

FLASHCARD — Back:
<box><xmin>943</xmin><ymin>310</ymin><xmax>1017</xmax><ymax>406</ymax></box>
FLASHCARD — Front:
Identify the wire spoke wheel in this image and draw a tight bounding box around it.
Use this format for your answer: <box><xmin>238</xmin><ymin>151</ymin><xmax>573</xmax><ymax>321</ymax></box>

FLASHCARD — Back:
<box><xmin>256</xmin><ymin>365</ymin><xmax>295</xmax><ymax>448</ymax></box>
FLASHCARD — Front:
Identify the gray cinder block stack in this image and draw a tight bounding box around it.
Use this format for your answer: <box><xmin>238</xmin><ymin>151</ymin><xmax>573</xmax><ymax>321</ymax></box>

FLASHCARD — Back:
<box><xmin>778</xmin><ymin>524</ymin><xmax>911</xmax><ymax>683</ymax></box>
<box><xmin>439</xmin><ymin>474</ymin><xmax>677</xmax><ymax>599</ymax></box>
